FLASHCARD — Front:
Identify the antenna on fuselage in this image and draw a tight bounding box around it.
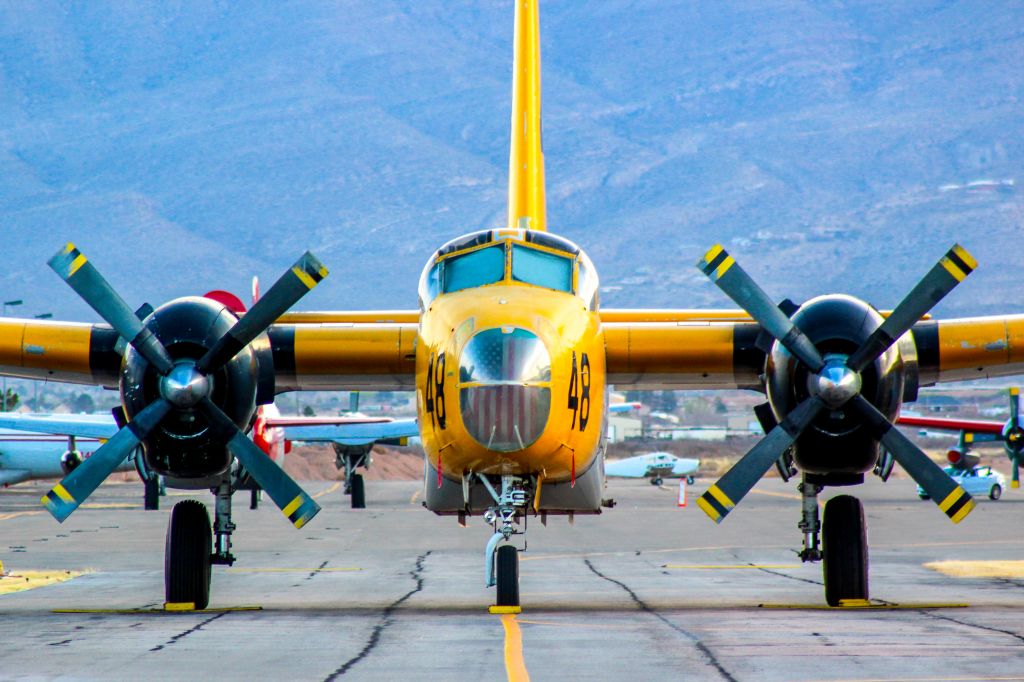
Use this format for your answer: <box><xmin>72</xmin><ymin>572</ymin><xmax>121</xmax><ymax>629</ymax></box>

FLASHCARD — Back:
<box><xmin>507</xmin><ymin>0</ymin><xmax>547</xmax><ymax>232</ymax></box>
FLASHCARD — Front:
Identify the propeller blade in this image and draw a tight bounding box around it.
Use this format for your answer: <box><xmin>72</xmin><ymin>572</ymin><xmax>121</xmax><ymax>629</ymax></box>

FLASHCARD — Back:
<box><xmin>1013</xmin><ymin>459</ymin><xmax>1020</xmax><ymax>490</ymax></box>
<box><xmin>850</xmin><ymin>395</ymin><xmax>974</xmax><ymax>523</ymax></box>
<box><xmin>199</xmin><ymin>399</ymin><xmax>320</xmax><ymax>529</ymax></box>
<box><xmin>41</xmin><ymin>398</ymin><xmax>172</xmax><ymax>522</ymax></box>
<box><xmin>48</xmin><ymin>243</ymin><xmax>174</xmax><ymax>375</ymax></box>
<box><xmin>697</xmin><ymin>244</ymin><xmax>824</xmax><ymax>373</ymax></box>
<box><xmin>846</xmin><ymin>244</ymin><xmax>976</xmax><ymax>373</ymax></box>
<box><xmin>197</xmin><ymin>252</ymin><xmax>328</xmax><ymax>374</ymax></box>
<box><xmin>1010</xmin><ymin>387</ymin><xmax>1020</xmax><ymax>428</ymax></box>
<box><xmin>697</xmin><ymin>396</ymin><xmax>825</xmax><ymax>524</ymax></box>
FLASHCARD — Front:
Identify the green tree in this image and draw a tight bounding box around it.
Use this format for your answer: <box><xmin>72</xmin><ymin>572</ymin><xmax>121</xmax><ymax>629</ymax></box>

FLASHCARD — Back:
<box><xmin>1</xmin><ymin>388</ymin><xmax>18</xmax><ymax>412</ymax></box>
<box><xmin>72</xmin><ymin>392</ymin><xmax>96</xmax><ymax>414</ymax></box>
<box><xmin>302</xmin><ymin>405</ymin><xmax>316</xmax><ymax>417</ymax></box>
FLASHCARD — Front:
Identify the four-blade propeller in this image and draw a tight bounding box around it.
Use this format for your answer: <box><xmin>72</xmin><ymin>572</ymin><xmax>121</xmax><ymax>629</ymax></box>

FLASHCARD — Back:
<box><xmin>41</xmin><ymin>243</ymin><xmax>326</xmax><ymax>529</ymax></box>
<box><xmin>695</xmin><ymin>243</ymin><xmax>978</xmax><ymax>525</ymax></box>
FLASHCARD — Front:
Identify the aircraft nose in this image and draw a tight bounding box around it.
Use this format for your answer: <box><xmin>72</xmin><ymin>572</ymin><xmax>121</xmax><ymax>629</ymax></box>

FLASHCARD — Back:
<box><xmin>458</xmin><ymin>328</ymin><xmax>551</xmax><ymax>452</ymax></box>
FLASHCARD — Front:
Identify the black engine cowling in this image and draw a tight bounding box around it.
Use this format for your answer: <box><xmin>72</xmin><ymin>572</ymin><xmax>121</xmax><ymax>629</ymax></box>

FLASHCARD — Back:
<box><xmin>766</xmin><ymin>295</ymin><xmax>905</xmax><ymax>477</ymax></box>
<box><xmin>120</xmin><ymin>296</ymin><xmax>274</xmax><ymax>478</ymax></box>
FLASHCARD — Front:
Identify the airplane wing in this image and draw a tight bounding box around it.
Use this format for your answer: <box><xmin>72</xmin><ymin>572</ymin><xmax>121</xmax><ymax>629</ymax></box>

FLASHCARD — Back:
<box><xmin>0</xmin><ymin>413</ymin><xmax>119</xmax><ymax>440</ymax></box>
<box><xmin>265</xmin><ymin>416</ymin><xmax>419</xmax><ymax>445</ymax></box>
<box><xmin>897</xmin><ymin>415</ymin><xmax>1004</xmax><ymax>434</ymax></box>
<box><xmin>7</xmin><ymin>309</ymin><xmax>1024</xmax><ymax>394</ymax></box>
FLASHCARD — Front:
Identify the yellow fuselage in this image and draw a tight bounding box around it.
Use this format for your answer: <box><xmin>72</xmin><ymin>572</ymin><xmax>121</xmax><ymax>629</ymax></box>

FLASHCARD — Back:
<box><xmin>417</xmin><ymin>282</ymin><xmax>605</xmax><ymax>483</ymax></box>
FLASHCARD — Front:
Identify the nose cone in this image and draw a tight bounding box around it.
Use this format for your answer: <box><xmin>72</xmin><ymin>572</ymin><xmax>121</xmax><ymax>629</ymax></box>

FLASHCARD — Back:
<box><xmin>160</xmin><ymin>362</ymin><xmax>212</xmax><ymax>408</ymax></box>
<box><xmin>810</xmin><ymin>357</ymin><xmax>862</xmax><ymax>408</ymax></box>
<box><xmin>458</xmin><ymin>328</ymin><xmax>551</xmax><ymax>452</ymax></box>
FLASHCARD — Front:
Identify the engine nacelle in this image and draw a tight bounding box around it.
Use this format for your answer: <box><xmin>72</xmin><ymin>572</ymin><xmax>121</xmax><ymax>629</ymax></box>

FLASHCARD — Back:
<box><xmin>946</xmin><ymin>447</ymin><xmax>979</xmax><ymax>470</ymax></box>
<box><xmin>766</xmin><ymin>295</ymin><xmax>906</xmax><ymax>477</ymax></box>
<box><xmin>120</xmin><ymin>296</ymin><xmax>274</xmax><ymax>478</ymax></box>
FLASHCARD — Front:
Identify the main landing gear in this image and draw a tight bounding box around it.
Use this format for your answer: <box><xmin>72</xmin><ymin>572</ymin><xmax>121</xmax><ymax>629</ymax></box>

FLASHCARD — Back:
<box><xmin>483</xmin><ymin>475</ymin><xmax>528</xmax><ymax>607</ymax></box>
<box><xmin>797</xmin><ymin>479</ymin><xmax>869</xmax><ymax>606</ymax></box>
<box><xmin>164</xmin><ymin>481</ymin><xmax>237</xmax><ymax>610</ymax></box>
<box><xmin>334</xmin><ymin>443</ymin><xmax>370</xmax><ymax>509</ymax></box>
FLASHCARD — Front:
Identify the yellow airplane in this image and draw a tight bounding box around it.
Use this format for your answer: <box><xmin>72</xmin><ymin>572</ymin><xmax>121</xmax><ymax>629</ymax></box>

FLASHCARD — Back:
<box><xmin>2</xmin><ymin>1</ymin><xmax>1024</xmax><ymax>611</ymax></box>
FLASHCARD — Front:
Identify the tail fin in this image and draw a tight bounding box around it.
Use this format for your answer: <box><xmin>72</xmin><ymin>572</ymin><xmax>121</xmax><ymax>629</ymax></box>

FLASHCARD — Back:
<box><xmin>507</xmin><ymin>0</ymin><xmax>546</xmax><ymax>232</ymax></box>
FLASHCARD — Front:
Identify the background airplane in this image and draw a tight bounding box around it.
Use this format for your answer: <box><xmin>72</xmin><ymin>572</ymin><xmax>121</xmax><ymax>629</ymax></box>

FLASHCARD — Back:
<box><xmin>898</xmin><ymin>387</ymin><xmax>1024</xmax><ymax>488</ymax></box>
<box><xmin>0</xmin><ymin>415</ymin><xmax>135</xmax><ymax>487</ymax></box>
<box><xmin>605</xmin><ymin>452</ymin><xmax>699</xmax><ymax>486</ymax></box>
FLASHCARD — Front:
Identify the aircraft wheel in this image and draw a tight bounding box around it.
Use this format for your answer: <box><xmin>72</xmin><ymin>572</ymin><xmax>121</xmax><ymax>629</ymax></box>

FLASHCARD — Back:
<box><xmin>165</xmin><ymin>500</ymin><xmax>212</xmax><ymax>610</ymax></box>
<box><xmin>990</xmin><ymin>484</ymin><xmax>1002</xmax><ymax>501</ymax></box>
<box><xmin>650</xmin><ymin>477</ymin><xmax>662</xmax><ymax>486</ymax></box>
<box><xmin>350</xmin><ymin>473</ymin><xmax>366</xmax><ymax>509</ymax></box>
<box><xmin>144</xmin><ymin>476</ymin><xmax>160</xmax><ymax>511</ymax></box>
<box><xmin>686</xmin><ymin>476</ymin><xmax>695</xmax><ymax>485</ymax></box>
<box><xmin>250</xmin><ymin>487</ymin><xmax>261</xmax><ymax>510</ymax></box>
<box><xmin>822</xmin><ymin>495</ymin><xmax>868</xmax><ymax>607</ymax></box>
<box><xmin>495</xmin><ymin>544</ymin><xmax>520</xmax><ymax>607</ymax></box>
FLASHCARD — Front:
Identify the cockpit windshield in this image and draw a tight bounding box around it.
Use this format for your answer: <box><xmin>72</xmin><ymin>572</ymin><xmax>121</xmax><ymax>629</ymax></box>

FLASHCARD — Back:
<box><xmin>442</xmin><ymin>245</ymin><xmax>505</xmax><ymax>294</ymax></box>
<box><xmin>511</xmin><ymin>244</ymin><xmax>572</xmax><ymax>292</ymax></box>
<box><xmin>418</xmin><ymin>230</ymin><xmax>599</xmax><ymax>310</ymax></box>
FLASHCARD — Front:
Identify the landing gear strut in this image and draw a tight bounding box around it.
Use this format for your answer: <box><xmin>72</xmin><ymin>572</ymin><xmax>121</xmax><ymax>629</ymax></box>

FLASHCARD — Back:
<box><xmin>334</xmin><ymin>443</ymin><xmax>370</xmax><ymax>509</ymax></box>
<box><xmin>483</xmin><ymin>475</ymin><xmax>527</xmax><ymax>607</ymax></box>
<box><xmin>797</xmin><ymin>480</ymin><xmax>821</xmax><ymax>562</ymax></box>
<box><xmin>212</xmin><ymin>481</ymin><xmax>236</xmax><ymax>567</ymax></box>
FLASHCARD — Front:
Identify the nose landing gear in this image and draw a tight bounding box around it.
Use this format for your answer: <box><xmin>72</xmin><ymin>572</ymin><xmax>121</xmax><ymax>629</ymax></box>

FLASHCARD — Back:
<box><xmin>482</xmin><ymin>475</ymin><xmax>528</xmax><ymax>608</ymax></box>
<box><xmin>796</xmin><ymin>478</ymin><xmax>869</xmax><ymax>606</ymax></box>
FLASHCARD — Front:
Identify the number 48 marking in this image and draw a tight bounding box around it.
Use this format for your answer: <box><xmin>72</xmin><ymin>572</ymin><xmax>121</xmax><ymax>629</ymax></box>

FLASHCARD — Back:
<box><xmin>568</xmin><ymin>351</ymin><xmax>590</xmax><ymax>431</ymax></box>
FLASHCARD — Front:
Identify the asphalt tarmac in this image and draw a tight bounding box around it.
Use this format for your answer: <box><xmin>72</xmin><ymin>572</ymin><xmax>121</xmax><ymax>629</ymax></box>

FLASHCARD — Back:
<box><xmin>3</xmin><ymin>474</ymin><xmax>1024</xmax><ymax>681</ymax></box>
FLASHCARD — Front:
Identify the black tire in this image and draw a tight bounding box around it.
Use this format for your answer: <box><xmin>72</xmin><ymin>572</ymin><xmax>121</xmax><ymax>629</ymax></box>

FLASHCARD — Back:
<box><xmin>165</xmin><ymin>500</ymin><xmax>212</xmax><ymax>610</ymax></box>
<box><xmin>250</xmin><ymin>487</ymin><xmax>261</xmax><ymax>510</ymax></box>
<box><xmin>651</xmin><ymin>477</ymin><xmax>662</xmax><ymax>486</ymax></box>
<box><xmin>350</xmin><ymin>473</ymin><xmax>366</xmax><ymax>509</ymax></box>
<box><xmin>990</xmin><ymin>484</ymin><xmax>1002</xmax><ymax>500</ymax></box>
<box><xmin>822</xmin><ymin>495</ymin><xmax>869</xmax><ymax>607</ymax></box>
<box><xmin>144</xmin><ymin>476</ymin><xmax>160</xmax><ymax>511</ymax></box>
<box><xmin>686</xmin><ymin>476</ymin><xmax>695</xmax><ymax>485</ymax></box>
<box><xmin>495</xmin><ymin>544</ymin><xmax>519</xmax><ymax>607</ymax></box>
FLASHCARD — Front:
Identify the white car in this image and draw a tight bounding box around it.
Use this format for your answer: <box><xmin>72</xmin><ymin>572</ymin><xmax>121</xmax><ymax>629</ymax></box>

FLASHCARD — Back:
<box><xmin>918</xmin><ymin>465</ymin><xmax>1006</xmax><ymax>501</ymax></box>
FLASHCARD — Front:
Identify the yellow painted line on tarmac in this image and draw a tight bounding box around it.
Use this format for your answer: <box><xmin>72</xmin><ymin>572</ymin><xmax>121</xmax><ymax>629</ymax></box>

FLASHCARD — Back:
<box><xmin>54</xmin><ymin>605</ymin><xmax>262</xmax><ymax>614</ymax></box>
<box><xmin>500</xmin><ymin>613</ymin><xmax>530</xmax><ymax>682</ymax></box>
<box><xmin>0</xmin><ymin>511</ymin><xmax>43</xmax><ymax>521</ymax></box>
<box><xmin>409</xmin><ymin>489</ymin><xmax>421</xmax><ymax>504</ymax></box>
<box><xmin>0</xmin><ymin>570</ymin><xmax>85</xmax><ymax>595</ymax></box>
<box><xmin>312</xmin><ymin>482</ymin><xmax>341</xmax><ymax>500</ymax></box>
<box><xmin>663</xmin><ymin>564</ymin><xmax>802</xmax><ymax>570</ymax></box>
<box><xmin>925</xmin><ymin>560</ymin><xmax>1024</xmax><ymax>579</ymax></box>
<box><xmin>225</xmin><ymin>567</ymin><xmax>362</xmax><ymax>574</ymax></box>
<box><xmin>758</xmin><ymin>602</ymin><xmax>968</xmax><ymax>610</ymax></box>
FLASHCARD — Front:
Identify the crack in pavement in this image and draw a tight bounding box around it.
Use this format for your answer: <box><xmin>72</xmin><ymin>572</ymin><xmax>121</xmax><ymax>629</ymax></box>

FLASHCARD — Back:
<box><xmin>584</xmin><ymin>558</ymin><xmax>737</xmax><ymax>682</ymax></box>
<box><xmin>149</xmin><ymin>612</ymin><xmax>228</xmax><ymax>652</ymax></box>
<box><xmin>322</xmin><ymin>551</ymin><xmax>431</xmax><ymax>680</ymax></box>
<box><xmin>918</xmin><ymin>610</ymin><xmax>1024</xmax><ymax>646</ymax></box>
